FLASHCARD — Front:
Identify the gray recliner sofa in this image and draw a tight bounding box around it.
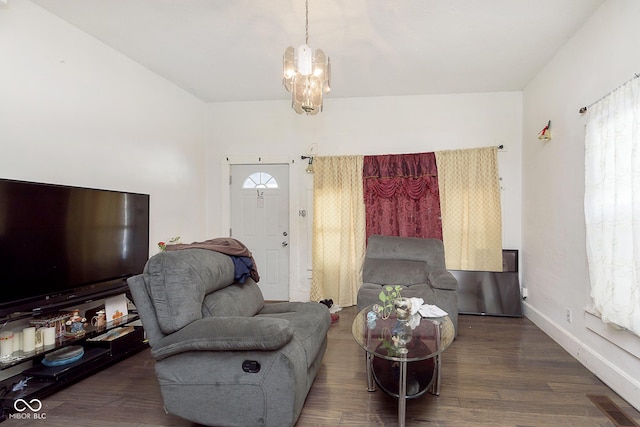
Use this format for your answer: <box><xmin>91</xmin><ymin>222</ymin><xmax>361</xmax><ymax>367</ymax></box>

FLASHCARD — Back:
<box><xmin>357</xmin><ymin>234</ymin><xmax>459</xmax><ymax>335</ymax></box>
<box><xmin>127</xmin><ymin>248</ymin><xmax>330</xmax><ymax>427</ymax></box>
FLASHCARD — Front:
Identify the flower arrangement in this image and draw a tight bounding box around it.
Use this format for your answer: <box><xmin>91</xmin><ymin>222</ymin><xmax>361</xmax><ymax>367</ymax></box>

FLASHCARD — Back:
<box><xmin>158</xmin><ymin>236</ymin><xmax>181</xmax><ymax>251</ymax></box>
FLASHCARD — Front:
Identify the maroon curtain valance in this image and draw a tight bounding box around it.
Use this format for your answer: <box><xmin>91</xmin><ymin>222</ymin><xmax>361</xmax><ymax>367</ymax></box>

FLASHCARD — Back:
<box><xmin>363</xmin><ymin>152</ymin><xmax>442</xmax><ymax>240</ymax></box>
<box><xmin>363</xmin><ymin>152</ymin><xmax>438</xmax><ymax>179</ymax></box>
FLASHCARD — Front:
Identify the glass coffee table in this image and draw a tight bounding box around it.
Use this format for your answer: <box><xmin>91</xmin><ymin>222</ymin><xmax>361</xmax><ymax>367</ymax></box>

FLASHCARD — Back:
<box><xmin>352</xmin><ymin>305</ymin><xmax>455</xmax><ymax>427</ymax></box>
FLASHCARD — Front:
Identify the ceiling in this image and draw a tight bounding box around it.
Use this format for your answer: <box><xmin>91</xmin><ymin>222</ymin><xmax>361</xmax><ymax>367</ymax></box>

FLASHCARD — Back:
<box><xmin>32</xmin><ymin>0</ymin><xmax>604</xmax><ymax>103</ymax></box>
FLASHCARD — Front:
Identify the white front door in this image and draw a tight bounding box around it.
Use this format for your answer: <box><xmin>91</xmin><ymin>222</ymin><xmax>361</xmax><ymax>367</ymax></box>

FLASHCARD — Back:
<box><xmin>230</xmin><ymin>164</ymin><xmax>289</xmax><ymax>300</ymax></box>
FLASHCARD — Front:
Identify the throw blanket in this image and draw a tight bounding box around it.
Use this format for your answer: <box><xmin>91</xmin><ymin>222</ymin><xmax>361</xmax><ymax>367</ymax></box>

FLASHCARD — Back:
<box><xmin>165</xmin><ymin>237</ymin><xmax>260</xmax><ymax>283</ymax></box>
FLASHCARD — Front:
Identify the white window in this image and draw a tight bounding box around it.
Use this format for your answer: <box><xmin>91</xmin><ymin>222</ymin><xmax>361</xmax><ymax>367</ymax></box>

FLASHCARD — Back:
<box><xmin>242</xmin><ymin>172</ymin><xmax>279</xmax><ymax>189</ymax></box>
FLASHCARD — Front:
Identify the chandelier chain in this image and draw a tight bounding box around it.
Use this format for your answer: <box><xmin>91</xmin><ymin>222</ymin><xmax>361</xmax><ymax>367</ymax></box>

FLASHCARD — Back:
<box><xmin>305</xmin><ymin>0</ymin><xmax>309</xmax><ymax>45</ymax></box>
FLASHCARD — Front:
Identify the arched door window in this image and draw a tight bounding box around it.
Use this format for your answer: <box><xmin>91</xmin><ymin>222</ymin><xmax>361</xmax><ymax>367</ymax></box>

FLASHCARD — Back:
<box><xmin>242</xmin><ymin>172</ymin><xmax>279</xmax><ymax>189</ymax></box>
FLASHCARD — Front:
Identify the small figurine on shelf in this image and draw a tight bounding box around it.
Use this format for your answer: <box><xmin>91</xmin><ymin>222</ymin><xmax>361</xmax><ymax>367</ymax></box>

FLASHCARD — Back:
<box><xmin>91</xmin><ymin>310</ymin><xmax>106</xmax><ymax>328</ymax></box>
<box><xmin>65</xmin><ymin>309</ymin><xmax>87</xmax><ymax>336</ymax></box>
<box><xmin>110</xmin><ymin>309</ymin><xmax>126</xmax><ymax>325</ymax></box>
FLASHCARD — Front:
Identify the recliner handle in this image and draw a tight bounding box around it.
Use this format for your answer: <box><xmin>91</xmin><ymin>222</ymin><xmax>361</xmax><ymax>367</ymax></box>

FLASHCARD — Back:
<box><xmin>242</xmin><ymin>360</ymin><xmax>261</xmax><ymax>373</ymax></box>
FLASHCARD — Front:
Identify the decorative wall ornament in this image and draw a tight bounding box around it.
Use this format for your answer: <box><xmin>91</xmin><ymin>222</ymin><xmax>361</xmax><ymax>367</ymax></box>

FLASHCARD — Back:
<box><xmin>538</xmin><ymin>120</ymin><xmax>551</xmax><ymax>141</ymax></box>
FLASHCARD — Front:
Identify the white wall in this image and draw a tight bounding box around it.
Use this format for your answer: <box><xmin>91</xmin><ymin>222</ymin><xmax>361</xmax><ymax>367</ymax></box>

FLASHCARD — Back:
<box><xmin>522</xmin><ymin>0</ymin><xmax>640</xmax><ymax>410</ymax></box>
<box><xmin>206</xmin><ymin>91</ymin><xmax>523</xmax><ymax>301</ymax></box>
<box><xmin>0</xmin><ymin>0</ymin><xmax>208</xmax><ymax>254</ymax></box>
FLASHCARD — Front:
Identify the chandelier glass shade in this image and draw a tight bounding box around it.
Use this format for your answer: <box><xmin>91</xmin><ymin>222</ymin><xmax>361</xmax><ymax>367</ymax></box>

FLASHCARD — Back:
<box><xmin>283</xmin><ymin>1</ymin><xmax>331</xmax><ymax>115</ymax></box>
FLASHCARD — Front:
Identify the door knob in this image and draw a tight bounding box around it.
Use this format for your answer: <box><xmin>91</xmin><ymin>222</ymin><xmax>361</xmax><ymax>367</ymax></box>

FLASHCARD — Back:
<box><xmin>282</xmin><ymin>241</ymin><xmax>288</xmax><ymax>247</ymax></box>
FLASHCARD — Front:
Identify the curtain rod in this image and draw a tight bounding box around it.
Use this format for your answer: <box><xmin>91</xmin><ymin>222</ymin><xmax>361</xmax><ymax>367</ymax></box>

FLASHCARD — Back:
<box><xmin>579</xmin><ymin>73</ymin><xmax>640</xmax><ymax>114</ymax></box>
<box><xmin>302</xmin><ymin>146</ymin><xmax>504</xmax><ymax>159</ymax></box>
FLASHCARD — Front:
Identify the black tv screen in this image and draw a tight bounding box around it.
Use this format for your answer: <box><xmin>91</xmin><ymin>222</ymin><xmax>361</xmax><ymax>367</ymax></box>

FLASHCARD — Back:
<box><xmin>0</xmin><ymin>178</ymin><xmax>150</xmax><ymax>317</ymax></box>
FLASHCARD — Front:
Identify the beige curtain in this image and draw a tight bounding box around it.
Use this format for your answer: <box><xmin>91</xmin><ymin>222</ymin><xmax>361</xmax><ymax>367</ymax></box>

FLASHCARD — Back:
<box><xmin>310</xmin><ymin>155</ymin><xmax>366</xmax><ymax>307</ymax></box>
<box><xmin>435</xmin><ymin>146</ymin><xmax>502</xmax><ymax>271</ymax></box>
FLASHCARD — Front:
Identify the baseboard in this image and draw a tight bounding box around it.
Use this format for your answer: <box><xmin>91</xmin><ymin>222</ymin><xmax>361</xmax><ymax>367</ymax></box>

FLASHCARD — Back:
<box><xmin>523</xmin><ymin>302</ymin><xmax>640</xmax><ymax>411</ymax></box>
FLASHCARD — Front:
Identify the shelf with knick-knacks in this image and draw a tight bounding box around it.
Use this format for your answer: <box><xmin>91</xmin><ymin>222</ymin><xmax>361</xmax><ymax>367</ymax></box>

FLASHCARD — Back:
<box><xmin>0</xmin><ymin>308</ymin><xmax>140</xmax><ymax>371</ymax></box>
<box><xmin>0</xmin><ymin>298</ymin><xmax>146</xmax><ymax>420</ymax></box>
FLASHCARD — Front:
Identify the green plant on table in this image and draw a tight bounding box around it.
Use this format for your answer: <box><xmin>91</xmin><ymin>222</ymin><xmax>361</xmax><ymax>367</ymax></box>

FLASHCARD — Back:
<box><xmin>378</xmin><ymin>285</ymin><xmax>402</xmax><ymax>319</ymax></box>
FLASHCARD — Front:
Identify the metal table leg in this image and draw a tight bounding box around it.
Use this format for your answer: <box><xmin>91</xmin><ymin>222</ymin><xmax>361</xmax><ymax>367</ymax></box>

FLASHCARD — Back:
<box><xmin>430</xmin><ymin>353</ymin><xmax>441</xmax><ymax>395</ymax></box>
<box><xmin>398</xmin><ymin>358</ymin><xmax>407</xmax><ymax>427</ymax></box>
<box><xmin>430</xmin><ymin>319</ymin><xmax>443</xmax><ymax>395</ymax></box>
<box><xmin>366</xmin><ymin>351</ymin><xmax>376</xmax><ymax>392</ymax></box>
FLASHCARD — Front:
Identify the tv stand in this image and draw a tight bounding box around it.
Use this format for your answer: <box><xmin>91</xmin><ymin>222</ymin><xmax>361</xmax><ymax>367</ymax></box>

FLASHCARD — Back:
<box><xmin>0</xmin><ymin>313</ymin><xmax>146</xmax><ymax>421</ymax></box>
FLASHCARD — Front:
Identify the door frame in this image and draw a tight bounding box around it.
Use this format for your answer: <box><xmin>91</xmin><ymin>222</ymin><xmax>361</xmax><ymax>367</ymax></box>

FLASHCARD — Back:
<box><xmin>220</xmin><ymin>155</ymin><xmax>300</xmax><ymax>301</ymax></box>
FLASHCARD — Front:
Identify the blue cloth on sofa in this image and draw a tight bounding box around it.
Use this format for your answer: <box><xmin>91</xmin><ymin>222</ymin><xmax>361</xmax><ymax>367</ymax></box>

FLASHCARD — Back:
<box><xmin>231</xmin><ymin>256</ymin><xmax>254</xmax><ymax>283</ymax></box>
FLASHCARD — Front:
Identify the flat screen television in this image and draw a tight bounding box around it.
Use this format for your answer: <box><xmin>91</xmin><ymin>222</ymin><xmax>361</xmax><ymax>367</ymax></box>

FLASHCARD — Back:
<box><xmin>0</xmin><ymin>178</ymin><xmax>150</xmax><ymax>318</ymax></box>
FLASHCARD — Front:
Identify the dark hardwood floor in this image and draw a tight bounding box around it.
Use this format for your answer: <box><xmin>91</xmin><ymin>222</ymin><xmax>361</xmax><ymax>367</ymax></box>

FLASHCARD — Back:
<box><xmin>4</xmin><ymin>306</ymin><xmax>639</xmax><ymax>426</ymax></box>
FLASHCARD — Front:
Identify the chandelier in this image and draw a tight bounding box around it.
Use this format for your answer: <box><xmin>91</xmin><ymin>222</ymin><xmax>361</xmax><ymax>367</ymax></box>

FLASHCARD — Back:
<box><xmin>283</xmin><ymin>0</ymin><xmax>331</xmax><ymax>115</ymax></box>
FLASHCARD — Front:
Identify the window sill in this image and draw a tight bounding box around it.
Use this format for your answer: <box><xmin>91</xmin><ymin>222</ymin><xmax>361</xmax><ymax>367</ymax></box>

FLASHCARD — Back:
<box><xmin>585</xmin><ymin>308</ymin><xmax>640</xmax><ymax>360</ymax></box>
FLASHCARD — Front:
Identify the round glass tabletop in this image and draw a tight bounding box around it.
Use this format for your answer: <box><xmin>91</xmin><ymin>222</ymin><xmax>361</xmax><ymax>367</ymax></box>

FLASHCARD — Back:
<box><xmin>352</xmin><ymin>305</ymin><xmax>455</xmax><ymax>363</ymax></box>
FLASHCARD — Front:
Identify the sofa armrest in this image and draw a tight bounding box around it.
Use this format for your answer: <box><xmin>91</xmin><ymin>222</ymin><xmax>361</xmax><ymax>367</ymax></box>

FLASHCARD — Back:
<box><xmin>428</xmin><ymin>269</ymin><xmax>458</xmax><ymax>291</ymax></box>
<box><xmin>151</xmin><ymin>316</ymin><xmax>294</xmax><ymax>361</ymax></box>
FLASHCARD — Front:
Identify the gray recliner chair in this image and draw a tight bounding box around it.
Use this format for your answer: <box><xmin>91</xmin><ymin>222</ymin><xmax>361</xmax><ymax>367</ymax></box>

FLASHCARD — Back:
<box><xmin>357</xmin><ymin>234</ymin><xmax>459</xmax><ymax>334</ymax></box>
<box><xmin>127</xmin><ymin>248</ymin><xmax>330</xmax><ymax>427</ymax></box>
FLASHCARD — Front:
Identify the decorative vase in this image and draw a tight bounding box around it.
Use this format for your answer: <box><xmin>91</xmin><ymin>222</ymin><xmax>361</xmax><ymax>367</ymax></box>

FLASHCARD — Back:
<box><xmin>394</xmin><ymin>297</ymin><xmax>412</xmax><ymax>320</ymax></box>
<box><xmin>391</xmin><ymin>320</ymin><xmax>412</xmax><ymax>354</ymax></box>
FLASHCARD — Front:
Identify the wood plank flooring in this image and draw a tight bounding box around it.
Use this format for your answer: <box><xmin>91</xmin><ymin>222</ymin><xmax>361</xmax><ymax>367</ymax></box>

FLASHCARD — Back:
<box><xmin>4</xmin><ymin>306</ymin><xmax>639</xmax><ymax>426</ymax></box>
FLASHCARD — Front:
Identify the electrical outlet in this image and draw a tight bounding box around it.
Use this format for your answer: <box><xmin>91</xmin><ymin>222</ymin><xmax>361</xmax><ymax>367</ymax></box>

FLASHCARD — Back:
<box><xmin>566</xmin><ymin>308</ymin><xmax>572</xmax><ymax>323</ymax></box>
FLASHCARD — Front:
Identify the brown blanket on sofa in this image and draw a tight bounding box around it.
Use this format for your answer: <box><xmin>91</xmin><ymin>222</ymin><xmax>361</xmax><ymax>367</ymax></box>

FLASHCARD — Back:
<box><xmin>165</xmin><ymin>237</ymin><xmax>260</xmax><ymax>282</ymax></box>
